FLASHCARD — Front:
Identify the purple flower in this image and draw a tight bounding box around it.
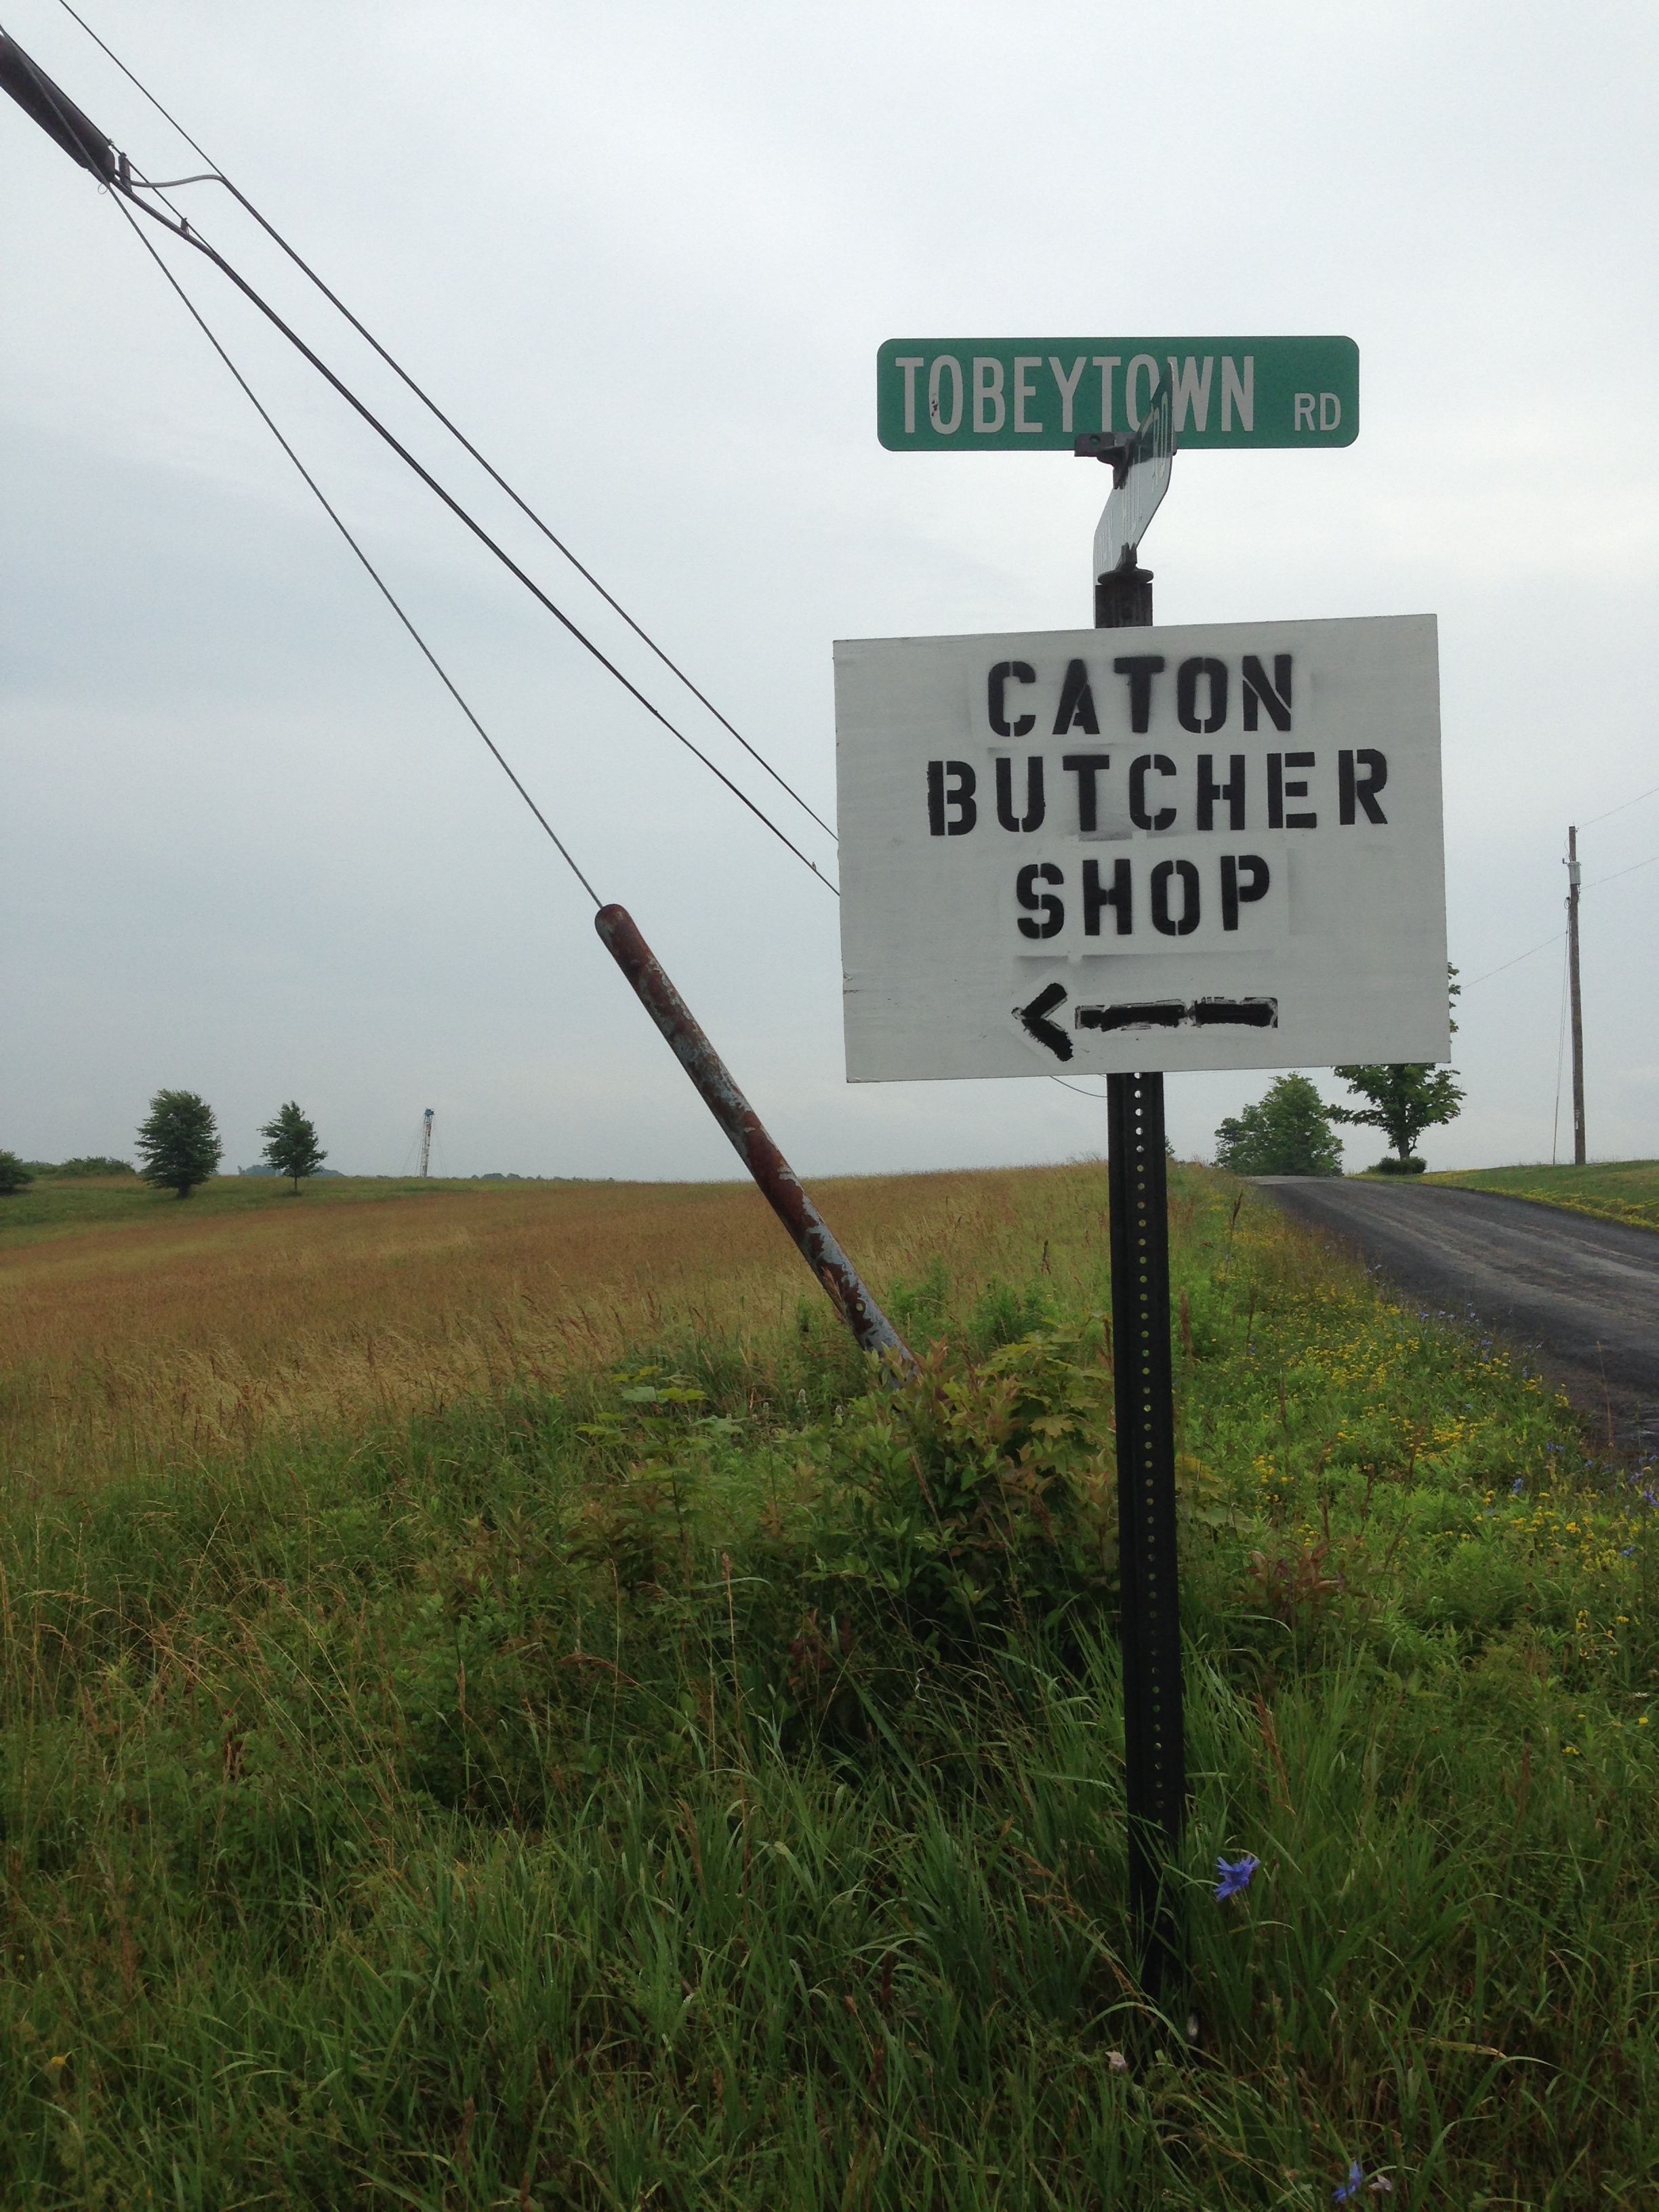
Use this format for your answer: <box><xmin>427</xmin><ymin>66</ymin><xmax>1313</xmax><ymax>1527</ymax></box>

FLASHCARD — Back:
<box><xmin>1333</xmin><ymin>2163</ymin><xmax>1365</xmax><ymax>2203</ymax></box>
<box><xmin>1511</xmin><ymin>1477</ymin><xmax>1525</xmax><ymax>1496</ymax></box>
<box><xmin>1214</xmin><ymin>1853</ymin><xmax>1260</xmax><ymax>1901</ymax></box>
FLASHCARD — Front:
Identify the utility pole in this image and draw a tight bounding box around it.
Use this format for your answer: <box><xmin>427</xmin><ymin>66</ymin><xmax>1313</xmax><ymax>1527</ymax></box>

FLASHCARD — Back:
<box><xmin>419</xmin><ymin>1107</ymin><xmax>434</xmax><ymax>1179</ymax></box>
<box><xmin>1566</xmin><ymin>829</ymin><xmax>1585</xmax><ymax>1165</ymax></box>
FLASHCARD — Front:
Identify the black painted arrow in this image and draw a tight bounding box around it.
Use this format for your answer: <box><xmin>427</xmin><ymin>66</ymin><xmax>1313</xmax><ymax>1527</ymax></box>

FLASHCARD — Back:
<box><xmin>1015</xmin><ymin>981</ymin><xmax>1073</xmax><ymax>1061</ymax></box>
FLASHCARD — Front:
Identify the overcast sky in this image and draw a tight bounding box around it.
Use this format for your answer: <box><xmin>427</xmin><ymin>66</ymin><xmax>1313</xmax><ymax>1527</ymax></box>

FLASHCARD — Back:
<box><xmin>4</xmin><ymin>0</ymin><xmax>1656</xmax><ymax>1181</ymax></box>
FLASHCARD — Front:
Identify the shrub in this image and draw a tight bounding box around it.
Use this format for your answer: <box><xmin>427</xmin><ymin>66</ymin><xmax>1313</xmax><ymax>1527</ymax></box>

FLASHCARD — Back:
<box><xmin>0</xmin><ymin>1149</ymin><xmax>33</xmax><ymax>1195</ymax></box>
<box><xmin>829</xmin><ymin>1324</ymin><xmax>1118</xmax><ymax>1647</ymax></box>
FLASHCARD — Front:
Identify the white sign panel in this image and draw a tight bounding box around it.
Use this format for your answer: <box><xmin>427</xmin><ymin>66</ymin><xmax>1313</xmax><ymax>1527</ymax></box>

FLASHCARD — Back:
<box><xmin>834</xmin><ymin>614</ymin><xmax>1447</xmax><ymax>1080</ymax></box>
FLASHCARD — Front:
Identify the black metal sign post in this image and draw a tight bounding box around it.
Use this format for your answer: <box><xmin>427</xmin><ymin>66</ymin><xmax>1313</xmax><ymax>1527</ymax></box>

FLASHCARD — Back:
<box><xmin>1088</xmin><ymin>424</ymin><xmax>1187</xmax><ymax>1998</ymax></box>
<box><xmin>1105</xmin><ymin>1066</ymin><xmax>1185</xmax><ymax>1992</ymax></box>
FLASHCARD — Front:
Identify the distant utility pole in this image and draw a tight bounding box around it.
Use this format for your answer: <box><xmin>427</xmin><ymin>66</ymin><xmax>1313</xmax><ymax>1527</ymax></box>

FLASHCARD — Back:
<box><xmin>1566</xmin><ymin>828</ymin><xmax>1585</xmax><ymax>1165</ymax></box>
<box><xmin>419</xmin><ymin>1107</ymin><xmax>434</xmax><ymax>1178</ymax></box>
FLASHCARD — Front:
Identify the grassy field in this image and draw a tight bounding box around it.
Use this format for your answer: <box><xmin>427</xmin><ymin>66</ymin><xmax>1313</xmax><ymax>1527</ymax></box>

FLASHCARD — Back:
<box><xmin>1</xmin><ymin>1165</ymin><xmax>1656</xmax><ymax>2207</ymax></box>
<box><xmin>0</xmin><ymin>1170</ymin><xmax>1047</xmax><ymax>1479</ymax></box>
<box><xmin>1425</xmin><ymin>1159</ymin><xmax>1659</xmax><ymax>1231</ymax></box>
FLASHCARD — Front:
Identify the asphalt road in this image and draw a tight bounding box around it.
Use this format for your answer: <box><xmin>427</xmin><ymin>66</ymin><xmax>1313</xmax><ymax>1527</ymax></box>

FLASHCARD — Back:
<box><xmin>1252</xmin><ymin>1179</ymin><xmax>1659</xmax><ymax>1457</ymax></box>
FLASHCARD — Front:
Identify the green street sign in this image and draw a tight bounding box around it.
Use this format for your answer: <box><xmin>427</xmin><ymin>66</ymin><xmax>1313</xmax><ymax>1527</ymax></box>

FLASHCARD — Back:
<box><xmin>876</xmin><ymin>335</ymin><xmax>1358</xmax><ymax>451</ymax></box>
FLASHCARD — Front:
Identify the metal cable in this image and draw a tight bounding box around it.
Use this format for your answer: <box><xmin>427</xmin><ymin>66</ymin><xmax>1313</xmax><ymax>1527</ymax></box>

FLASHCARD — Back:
<box><xmin>54</xmin><ymin>0</ymin><xmax>838</xmax><ymax>847</ymax></box>
<box><xmin>116</xmin><ymin>184</ymin><xmax>838</xmax><ymax>894</ymax></box>
<box><xmin>109</xmin><ymin>188</ymin><xmax>604</xmax><ymax>909</ymax></box>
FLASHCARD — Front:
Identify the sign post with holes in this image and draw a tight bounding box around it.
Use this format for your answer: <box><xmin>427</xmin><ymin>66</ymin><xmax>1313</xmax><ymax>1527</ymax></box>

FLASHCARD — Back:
<box><xmin>842</xmin><ymin>335</ymin><xmax>1447</xmax><ymax>2001</ymax></box>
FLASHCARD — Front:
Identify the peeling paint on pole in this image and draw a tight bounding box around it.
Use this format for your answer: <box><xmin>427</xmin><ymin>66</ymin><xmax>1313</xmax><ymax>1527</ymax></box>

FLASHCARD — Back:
<box><xmin>594</xmin><ymin>905</ymin><xmax>914</xmax><ymax>1370</ymax></box>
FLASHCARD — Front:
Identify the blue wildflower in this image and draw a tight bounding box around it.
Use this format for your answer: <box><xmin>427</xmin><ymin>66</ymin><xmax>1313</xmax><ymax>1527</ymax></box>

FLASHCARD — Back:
<box><xmin>1511</xmin><ymin>1477</ymin><xmax>1525</xmax><ymax>1496</ymax></box>
<box><xmin>1214</xmin><ymin>1854</ymin><xmax>1259</xmax><ymax>1901</ymax></box>
<box><xmin>1333</xmin><ymin>2162</ymin><xmax>1365</xmax><ymax>2203</ymax></box>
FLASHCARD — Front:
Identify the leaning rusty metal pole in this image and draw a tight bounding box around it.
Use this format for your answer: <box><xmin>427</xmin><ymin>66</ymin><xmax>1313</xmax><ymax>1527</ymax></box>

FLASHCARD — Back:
<box><xmin>595</xmin><ymin>905</ymin><xmax>914</xmax><ymax>1369</ymax></box>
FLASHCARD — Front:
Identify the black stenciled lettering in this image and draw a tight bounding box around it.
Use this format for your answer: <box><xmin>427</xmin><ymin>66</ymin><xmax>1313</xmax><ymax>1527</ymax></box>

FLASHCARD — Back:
<box><xmin>1151</xmin><ymin>858</ymin><xmax>1200</xmax><ymax>936</ymax></box>
<box><xmin>1196</xmin><ymin>754</ymin><xmax>1246</xmax><ymax>831</ymax></box>
<box><xmin>987</xmin><ymin>661</ymin><xmax>1036</xmax><ymax>737</ymax></box>
<box><xmin>1221</xmin><ymin>853</ymin><xmax>1270</xmax><ymax>930</ymax></box>
<box><xmin>1339</xmin><ymin>748</ymin><xmax>1389</xmax><ymax>824</ymax></box>
<box><xmin>1082</xmin><ymin>856</ymin><xmax>1132</xmax><ymax>936</ymax></box>
<box><xmin>1176</xmin><ymin>657</ymin><xmax>1228</xmax><ymax>733</ymax></box>
<box><xmin>1052</xmin><ymin>657</ymin><xmax>1100</xmax><ymax>735</ymax></box>
<box><xmin>1267</xmin><ymin>751</ymin><xmax>1316</xmax><ymax>830</ymax></box>
<box><xmin>926</xmin><ymin>759</ymin><xmax>977</xmax><ymax>835</ymax></box>
<box><xmin>1130</xmin><ymin>754</ymin><xmax>1176</xmax><ymax>832</ymax></box>
<box><xmin>1061</xmin><ymin>752</ymin><xmax>1110</xmax><ymax>831</ymax></box>
<box><xmin>1242</xmin><ymin>653</ymin><xmax>1292</xmax><ymax>731</ymax></box>
<box><xmin>996</xmin><ymin>756</ymin><xmax>1046</xmax><ymax>832</ymax></box>
<box><xmin>1016</xmin><ymin>861</ymin><xmax>1065</xmax><ymax>939</ymax></box>
<box><xmin>1112</xmin><ymin>654</ymin><xmax>1166</xmax><ymax>733</ymax></box>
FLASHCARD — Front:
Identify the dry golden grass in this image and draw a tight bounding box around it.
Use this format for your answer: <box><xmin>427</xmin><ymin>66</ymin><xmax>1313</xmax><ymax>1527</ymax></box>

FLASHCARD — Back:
<box><xmin>0</xmin><ymin>1166</ymin><xmax>1110</xmax><ymax>1482</ymax></box>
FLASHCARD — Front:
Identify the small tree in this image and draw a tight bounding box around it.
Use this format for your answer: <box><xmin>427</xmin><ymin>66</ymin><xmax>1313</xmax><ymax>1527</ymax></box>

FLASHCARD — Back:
<box><xmin>1327</xmin><ymin>967</ymin><xmax>1464</xmax><ymax>1171</ymax></box>
<box><xmin>1326</xmin><ymin>1065</ymin><xmax>1465</xmax><ymax>1170</ymax></box>
<box><xmin>0</xmin><ymin>1149</ymin><xmax>34</xmax><ymax>1196</ymax></box>
<box><xmin>260</xmin><ymin>1101</ymin><xmax>327</xmax><ymax>1193</ymax></box>
<box><xmin>136</xmin><ymin>1090</ymin><xmax>222</xmax><ymax>1198</ymax></box>
<box><xmin>1214</xmin><ymin>1073</ymin><xmax>1345</xmax><ymax>1176</ymax></box>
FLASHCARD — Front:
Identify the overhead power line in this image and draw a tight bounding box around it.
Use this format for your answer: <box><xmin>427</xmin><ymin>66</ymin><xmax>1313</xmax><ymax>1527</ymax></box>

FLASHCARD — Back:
<box><xmin>110</xmin><ymin>186</ymin><xmax>602</xmax><ymax>907</ymax></box>
<box><xmin>119</xmin><ymin>188</ymin><xmax>838</xmax><ymax>893</ymax></box>
<box><xmin>1582</xmin><ymin>781</ymin><xmax>1659</xmax><ymax>832</ymax></box>
<box><xmin>52</xmin><ymin>0</ymin><xmax>837</xmax><ymax>848</ymax></box>
<box><xmin>0</xmin><ymin>18</ymin><xmax>834</xmax><ymax>897</ymax></box>
<box><xmin>1463</xmin><ymin>848</ymin><xmax>1658</xmax><ymax>988</ymax></box>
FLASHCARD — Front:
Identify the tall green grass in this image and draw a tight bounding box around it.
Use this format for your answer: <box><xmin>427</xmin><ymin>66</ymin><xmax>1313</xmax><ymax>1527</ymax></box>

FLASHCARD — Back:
<box><xmin>1</xmin><ymin>1172</ymin><xmax>1655</xmax><ymax>2207</ymax></box>
<box><xmin>1426</xmin><ymin>1158</ymin><xmax>1659</xmax><ymax>1232</ymax></box>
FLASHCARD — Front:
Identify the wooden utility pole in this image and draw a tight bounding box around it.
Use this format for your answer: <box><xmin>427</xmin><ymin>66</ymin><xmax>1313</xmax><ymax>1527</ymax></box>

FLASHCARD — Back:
<box><xmin>1566</xmin><ymin>827</ymin><xmax>1585</xmax><ymax>1165</ymax></box>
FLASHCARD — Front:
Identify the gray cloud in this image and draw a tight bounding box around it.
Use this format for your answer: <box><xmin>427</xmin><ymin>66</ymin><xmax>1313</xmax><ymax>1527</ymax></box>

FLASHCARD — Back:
<box><xmin>3</xmin><ymin>0</ymin><xmax>1656</xmax><ymax>1181</ymax></box>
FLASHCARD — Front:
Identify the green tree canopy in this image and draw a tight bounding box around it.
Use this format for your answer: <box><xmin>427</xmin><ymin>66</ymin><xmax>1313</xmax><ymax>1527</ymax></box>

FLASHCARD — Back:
<box><xmin>260</xmin><ymin>1101</ymin><xmax>327</xmax><ymax>1193</ymax></box>
<box><xmin>0</xmin><ymin>1149</ymin><xmax>34</xmax><ymax>1197</ymax></box>
<box><xmin>1214</xmin><ymin>1073</ymin><xmax>1345</xmax><ymax>1177</ymax></box>
<box><xmin>1327</xmin><ymin>967</ymin><xmax>1464</xmax><ymax>1169</ymax></box>
<box><xmin>1326</xmin><ymin>1064</ymin><xmax>1465</xmax><ymax>1168</ymax></box>
<box><xmin>136</xmin><ymin>1090</ymin><xmax>222</xmax><ymax>1199</ymax></box>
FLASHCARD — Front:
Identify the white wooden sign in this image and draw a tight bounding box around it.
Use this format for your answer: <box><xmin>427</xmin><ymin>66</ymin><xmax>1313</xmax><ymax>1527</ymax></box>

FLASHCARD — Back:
<box><xmin>834</xmin><ymin>614</ymin><xmax>1447</xmax><ymax>1080</ymax></box>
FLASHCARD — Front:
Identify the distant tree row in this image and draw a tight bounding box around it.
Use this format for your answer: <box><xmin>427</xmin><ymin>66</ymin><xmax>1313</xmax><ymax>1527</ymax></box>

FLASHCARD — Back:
<box><xmin>0</xmin><ymin>1153</ymin><xmax>133</xmax><ymax>1193</ymax></box>
<box><xmin>136</xmin><ymin>1092</ymin><xmax>327</xmax><ymax>1196</ymax></box>
<box><xmin>0</xmin><ymin>1097</ymin><xmax>328</xmax><ymax>1200</ymax></box>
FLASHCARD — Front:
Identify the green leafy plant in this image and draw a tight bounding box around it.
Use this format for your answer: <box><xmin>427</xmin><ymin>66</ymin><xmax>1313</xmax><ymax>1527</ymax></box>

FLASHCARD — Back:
<box><xmin>571</xmin><ymin>1368</ymin><xmax>739</xmax><ymax>1591</ymax></box>
<box><xmin>831</xmin><ymin>1323</ymin><xmax>1117</xmax><ymax>1644</ymax></box>
<box><xmin>0</xmin><ymin>1149</ymin><xmax>34</xmax><ymax>1196</ymax></box>
<box><xmin>135</xmin><ymin>1089</ymin><xmax>222</xmax><ymax>1197</ymax></box>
